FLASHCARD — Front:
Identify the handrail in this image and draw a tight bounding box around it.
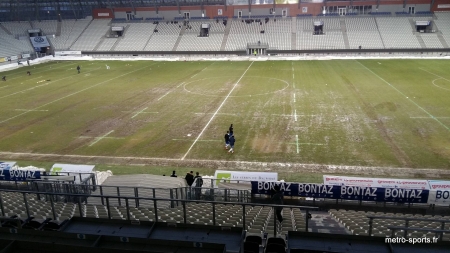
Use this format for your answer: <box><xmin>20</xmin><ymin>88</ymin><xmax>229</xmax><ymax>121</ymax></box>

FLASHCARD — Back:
<box><xmin>0</xmin><ymin>188</ymin><xmax>317</xmax><ymax>237</ymax></box>
<box><xmin>386</xmin><ymin>226</ymin><xmax>450</xmax><ymax>241</ymax></box>
<box><xmin>366</xmin><ymin>215</ymin><xmax>450</xmax><ymax>239</ymax></box>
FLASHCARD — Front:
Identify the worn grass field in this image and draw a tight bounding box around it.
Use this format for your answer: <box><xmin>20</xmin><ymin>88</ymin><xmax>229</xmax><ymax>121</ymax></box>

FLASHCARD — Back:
<box><xmin>0</xmin><ymin>59</ymin><xmax>449</xmax><ymax>175</ymax></box>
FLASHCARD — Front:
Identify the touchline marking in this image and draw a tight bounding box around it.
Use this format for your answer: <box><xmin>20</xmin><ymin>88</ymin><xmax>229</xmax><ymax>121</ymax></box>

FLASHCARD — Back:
<box><xmin>0</xmin><ymin>65</ymin><xmax>150</xmax><ymax>125</ymax></box>
<box><xmin>294</xmin><ymin>109</ymin><xmax>297</xmax><ymax>122</ymax></box>
<box><xmin>357</xmin><ymin>61</ymin><xmax>450</xmax><ymax>132</ymax></box>
<box><xmin>181</xmin><ymin>61</ymin><xmax>254</xmax><ymax>160</ymax></box>
<box><xmin>121</xmin><ymin>111</ymin><xmax>158</xmax><ymax>114</ymax></box>
<box><xmin>6</xmin><ymin>62</ymin><xmax>77</xmax><ymax>80</ymax></box>
<box><xmin>89</xmin><ymin>130</ymin><xmax>114</xmax><ymax>147</ymax></box>
<box><xmin>131</xmin><ymin>107</ymin><xmax>148</xmax><ymax>119</ymax></box>
<box><xmin>293</xmin><ymin>93</ymin><xmax>296</xmax><ymax>103</ymax></box>
<box><xmin>296</xmin><ymin>135</ymin><xmax>299</xmax><ymax>153</ymax></box>
<box><xmin>0</xmin><ymin>67</ymin><xmax>100</xmax><ymax>99</ymax></box>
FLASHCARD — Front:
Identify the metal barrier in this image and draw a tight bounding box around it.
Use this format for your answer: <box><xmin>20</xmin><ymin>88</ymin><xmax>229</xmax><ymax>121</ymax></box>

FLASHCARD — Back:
<box><xmin>0</xmin><ymin>188</ymin><xmax>316</xmax><ymax>237</ymax></box>
<box><xmin>367</xmin><ymin>215</ymin><xmax>450</xmax><ymax>241</ymax></box>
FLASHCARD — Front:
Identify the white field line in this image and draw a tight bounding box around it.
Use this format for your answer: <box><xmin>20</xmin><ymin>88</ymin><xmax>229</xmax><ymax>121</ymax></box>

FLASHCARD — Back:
<box><xmin>292</xmin><ymin>73</ymin><xmax>294</xmax><ymax>79</ymax></box>
<box><xmin>271</xmin><ymin>114</ymin><xmax>318</xmax><ymax>117</ymax></box>
<box><xmin>410</xmin><ymin>116</ymin><xmax>450</xmax><ymax>119</ymax></box>
<box><xmin>172</xmin><ymin>139</ymin><xmax>221</xmax><ymax>142</ymax></box>
<box><xmin>157</xmin><ymin>82</ymin><xmax>185</xmax><ymax>101</ymax></box>
<box><xmin>0</xmin><ymin>85</ymin><xmax>9</xmax><ymax>89</ymax></box>
<box><xmin>294</xmin><ymin>109</ymin><xmax>297</xmax><ymax>122</ymax></box>
<box><xmin>419</xmin><ymin>67</ymin><xmax>450</xmax><ymax>82</ymax></box>
<box><xmin>194</xmin><ymin>112</ymin><xmax>237</xmax><ymax>116</ymax></box>
<box><xmin>181</xmin><ymin>61</ymin><xmax>254</xmax><ymax>160</ymax></box>
<box><xmin>14</xmin><ymin>109</ymin><xmax>48</xmax><ymax>112</ymax></box>
<box><xmin>293</xmin><ymin>83</ymin><xmax>295</xmax><ymax>89</ymax></box>
<box><xmin>357</xmin><ymin>61</ymin><xmax>450</xmax><ymax>132</ymax></box>
<box><xmin>190</xmin><ymin>65</ymin><xmax>211</xmax><ymax>79</ymax></box>
<box><xmin>0</xmin><ymin>67</ymin><xmax>100</xmax><ymax>99</ymax></box>
<box><xmin>78</xmin><ymin>136</ymin><xmax>123</xmax><ymax>140</ymax></box>
<box><xmin>431</xmin><ymin>78</ymin><xmax>450</xmax><ymax>91</ymax></box>
<box><xmin>26</xmin><ymin>76</ymin><xmax>44</xmax><ymax>81</ymax></box>
<box><xmin>296</xmin><ymin>135</ymin><xmax>299</xmax><ymax>154</ymax></box>
<box><xmin>6</xmin><ymin>62</ymin><xmax>77</xmax><ymax>80</ymax></box>
<box><xmin>0</xmin><ymin>65</ymin><xmax>150</xmax><ymax>124</ymax></box>
<box><xmin>89</xmin><ymin>130</ymin><xmax>114</xmax><ymax>147</ymax></box>
<box><xmin>293</xmin><ymin>93</ymin><xmax>296</xmax><ymax>103</ymax></box>
<box><xmin>131</xmin><ymin>107</ymin><xmax>148</xmax><ymax>119</ymax></box>
<box><xmin>121</xmin><ymin>111</ymin><xmax>158</xmax><ymax>114</ymax></box>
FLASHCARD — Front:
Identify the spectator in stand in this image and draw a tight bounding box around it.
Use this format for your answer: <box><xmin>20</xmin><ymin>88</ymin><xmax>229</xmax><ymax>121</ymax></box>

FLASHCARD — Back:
<box><xmin>185</xmin><ymin>171</ymin><xmax>194</xmax><ymax>186</ymax></box>
<box><xmin>194</xmin><ymin>172</ymin><xmax>203</xmax><ymax>200</ymax></box>
<box><xmin>272</xmin><ymin>185</ymin><xmax>284</xmax><ymax>225</ymax></box>
<box><xmin>170</xmin><ymin>170</ymin><xmax>177</xmax><ymax>177</ymax></box>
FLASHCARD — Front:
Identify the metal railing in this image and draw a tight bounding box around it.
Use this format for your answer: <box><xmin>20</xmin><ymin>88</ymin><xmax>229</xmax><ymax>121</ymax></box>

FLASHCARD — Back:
<box><xmin>367</xmin><ymin>215</ymin><xmax>450</xmax><ymax>241</ymax></box>
<box><xmin>0</xmin><ymin>188</ymin><xmax>316</xmax><ymax>237</ymax></box>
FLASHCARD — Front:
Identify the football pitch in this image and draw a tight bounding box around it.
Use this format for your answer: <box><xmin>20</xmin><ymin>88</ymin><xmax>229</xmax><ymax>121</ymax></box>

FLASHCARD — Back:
<box><xmin>0</xmin><ymin>59</ymin><xmax>449</xmax><ymax>175</ymax></box>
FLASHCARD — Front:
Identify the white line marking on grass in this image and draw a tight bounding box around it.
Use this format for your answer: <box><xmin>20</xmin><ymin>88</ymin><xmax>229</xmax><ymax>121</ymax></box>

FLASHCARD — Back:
<box><xmin>294</xmin><ymin>109</ymin><xmax>297</xmax><ymax>122</ymax></box>
<box><xmin>271</xmin><ymin>114</ymin><xmax>318</xmax><ymax>117</ymax></box>
<box><xmin>6</xmin><ymin>62</ymin><xmax>77</xmax><ymax>80</ymax></box>
<box><xmin>293</xmin><ymin>93</ymin><xmax>296</xmax><ymax>103</ymax></box>
<box><xmin>122</xmin><ymin>111</ymin><xmax>158</xmax><ymax>114</ymax></box>
<box><xmin>431</xmin><ymin>78</ymin><xmax>450</xmax><ymax>91</ymax></box>
<box><xmin>88</xmin><ymin>130</ymin><xmax>114</xmax><ymax>147</ymax></box>
<box><xmin>26</xmin><ymin>76</ymin><xmax>44</xmax><ymax>81</ymax></box>
<box><xmin>158</xmin><ymin>82</ymin><xmax>185</xmax><ymax>101</ymax></box>
<box><xmin>0</xmin><ymin>86</ymin><xmax>8</xmax><ymax>89</ymax></box>
<box><xmin>296</xmin><ymin>135</ymin><xmax>299</xmax><ymax>154</ymax></box>
<box><xmin>14</xmin><ymin>109</ymin><xmax>49</xmax><ymax>112</ymax></box>
<box><xmin>131</xmin><ymin>107</ymin><xmax>148</xmax><ymax>119</ymax></box>
<box><xmin>194</xmin><ymin>112</ymin><xmax>237</xmax><ymax>116</ymax></box>
<box><xmin>172</xmin><ymin>139</ymin><xmax>220</xmax><ymax>142</ymax></box>
<box><xmin>419</xmin><ymin>68</ymin><xmax>450</xmax><ymax>82</ymax></box>
<box><xmin>298</xmin><ymin>143</ymin><xmax>325</xmax><ymax>145</ymax></box>
<box><xmin>0</xmin><ymin>68</ymin><xmax>100</xmax><ymax>99</ymax></box>
<box><xmin>190</xmin><ymin>65</ymin><xmax>210</xmax><ymax>79</ymax></box>
<box><xmin>410</xmin><ymin>116</ymin><xmax>450</xmax><ymax>119</ymax></box>
<box><xmin>0</xmin><ymin>65</ymin><xmax>150</xmax><ymax>125</ymax></box>
<box><xmin>357</xmin><ymin>61</ymin><xmax>450</xmax><ymax>132</ymax></box>
<box><xmin>181</xmin><ymin>61</ymin><xmax>254</xmax><ymax>160</ymax></box>
<box><xmin>78</xmin><ymin>136</ymin><xmax>123</xmax><ymax>140</ymax></box>
<box><xmin>293</xmin><ymin>73</ymin><xmax>294</xmax><ymax>79</ymax></box>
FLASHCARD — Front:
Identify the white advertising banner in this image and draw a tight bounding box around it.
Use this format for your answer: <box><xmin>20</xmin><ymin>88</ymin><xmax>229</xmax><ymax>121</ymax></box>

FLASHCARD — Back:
<box><xmin>98</xmin><ymin>13</ymin><xmax>110</xmax><ymax>17</ymax></box>
<box><xmin>214</xmin><ymin>170</ymin><xmax>278</xmax><ymax>187</ymax></box>
<box><xmin>323</xmin><ymin>175</ymin><xmax>429</xmax><ymax>190</ymax></box>
<box><xmin>55</xmin><ymin>51</ymin><xmax>82</xmax><ymax>55</ymax></box>
<box><xmin>50</xmin><ymin>163</ymin><xmax>95</xmax><ymax>183</ymax></box>
<box><xmin>437</xmin><ymin>4</ymin><xmax>450</xmax><ymax>8</ymax></box>
<box><xmin>427</xmin><ymin>180</ymin><xmax>450</xmax><ymax>205</ymax></box>
<box><xmin>30</xmin><ymin>36</ymin><xmax>50</xmax><ymax>48</ymax></box>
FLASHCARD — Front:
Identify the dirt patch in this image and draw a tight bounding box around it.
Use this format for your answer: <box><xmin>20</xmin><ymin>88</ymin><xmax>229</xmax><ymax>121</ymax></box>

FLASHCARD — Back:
<box><xmin>341</xmin><ymin>75</ymin><xmax>413</xmax><ymax>167</ymax></box>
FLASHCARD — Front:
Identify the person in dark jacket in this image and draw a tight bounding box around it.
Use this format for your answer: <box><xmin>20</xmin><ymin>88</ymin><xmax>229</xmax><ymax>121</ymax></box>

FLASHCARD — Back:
<box><xmin>224</xmin><ymin>131</ymin><xmax>230</xmax><ymax>149</ymax></box>
<box><xmin>193</xmin><ymin>172</ymin><xmax>203</xmax><ymax>200</ymax></box>
<box><xmin>77</xmin><ymin>65</ymin><xmax>80</xmax><ymax>74</ymax></box>
<box><xmin>228</xmin><ymin>135</ymin><xmax>235</xmax><ymax>154</ymax></box>
<box><xmin>185</xmin><ymin>171</ymin><xmax>194</xmax><ymax>186</ymax></box>
<box><xmin>272</xmin><ymin>184</ymin><xmax>283</xmax><ymax>223</ymax></box>
<box><xmin>229</xmin><ymin>124</ymin><xmax>233</xmax><ymax>136</ymax></box>
<box><xmin>170</xmin><ymin>170</ymin><xmax>177</xmax><ymax>177</ymax></box>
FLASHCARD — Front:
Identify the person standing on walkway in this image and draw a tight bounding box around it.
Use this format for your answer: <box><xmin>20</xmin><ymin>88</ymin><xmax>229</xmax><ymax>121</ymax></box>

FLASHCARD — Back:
<box><xmin>185</xmin><ymin>171</ymin><xmax>194</xmax><ymax>187</ymax></box>
<box><xmin>193</xmin><ymin>172</ymin><xmax>203</xmax><ymax>200</ymax></box>
<box><xmin>170</xmin><ymin>170</ymin><xmax>177</xmax><ymax>177</ymax></box>
<box><xmin>272</xmin><ymin>185</ymin><xmax>284</xmax><ymax>224</ymax></box>
<box><xmin>228</xmin><ymin>135</ymin><xmax>235</xmax><ymax>154</ymax></box>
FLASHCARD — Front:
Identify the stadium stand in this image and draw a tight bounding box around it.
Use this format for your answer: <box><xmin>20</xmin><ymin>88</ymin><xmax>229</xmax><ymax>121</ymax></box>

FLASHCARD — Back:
<box><xmin>31</xmin><ymin>20</ymin><xmax>57</xmax><ymax>35</ymax></box>
<box><xmin>47</xmin><ymin>19</ymin><xmax>91</xmax><ymax>50</ymax></box>
<box><xmin>1</xmin><ymin>22</ymin><xmax>32</xmax><ymax>37</ymax></box>
<box><xmin>376</xmin><ymin>17</ymin><xmax>422</xmax><ymax>48</ymax></box>
<box><xmin>114</xmin><ymin>23</ymin><xmax>157</xmax><ymax>51</ymax></box>
<box><xmin>70</xmin><ymin>19</ymin><xmax>111</xmax><ymax>51</ymax></box>
<box><xmin>434</xmin><ymin>12</ymin><xmax>450</xmax><ymax>47</ymax></box>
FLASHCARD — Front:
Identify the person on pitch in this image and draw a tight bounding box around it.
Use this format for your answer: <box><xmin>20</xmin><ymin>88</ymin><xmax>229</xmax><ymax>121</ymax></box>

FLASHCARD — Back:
<box><xmin>77</xmin><ymin>65</ymin><xmax>81</xmax><ymax>74</ymax></box>
<box><xmin>228</xmin><ymin>135</ymin><xmax>235</xmax><ymax>154</ymax></box>
<box><xmin>224</xmin><ymin>131</ymin><xmax>230</xmax><ymax>149</ymax></box>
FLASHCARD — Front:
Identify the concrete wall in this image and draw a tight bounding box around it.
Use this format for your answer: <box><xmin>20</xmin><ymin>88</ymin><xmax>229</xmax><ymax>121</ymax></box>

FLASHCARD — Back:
<box><xmin>375</xmin><ymin>4</ymin><xmax>430</xmax><ymax>12</ymax></box>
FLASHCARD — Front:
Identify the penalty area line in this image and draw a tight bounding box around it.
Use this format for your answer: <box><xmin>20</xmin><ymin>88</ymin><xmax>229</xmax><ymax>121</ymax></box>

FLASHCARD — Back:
<box><xmin>181</xmin><ymin>61</ymin><xmax>254</xmax><ymax>160</ymax></box>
